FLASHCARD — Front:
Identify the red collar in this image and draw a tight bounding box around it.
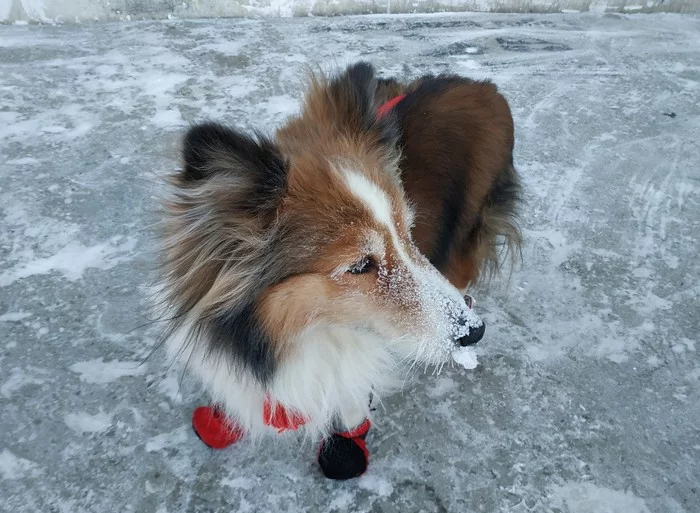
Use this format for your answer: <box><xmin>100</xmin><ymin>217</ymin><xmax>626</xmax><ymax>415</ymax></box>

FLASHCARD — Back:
<box><xmin>377</xmin><ymin>94</ymin><xmax>406</xmax><ymax>120</ymax></box>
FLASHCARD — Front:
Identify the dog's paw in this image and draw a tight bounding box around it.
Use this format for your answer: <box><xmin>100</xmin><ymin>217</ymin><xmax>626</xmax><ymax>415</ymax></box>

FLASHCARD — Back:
<box><xmin>318</xmin><ymin>419</ymin><xmax>370</xmax><ymax>480</ymax></box>
<box><xmin>192</xmin><ymin>405</ymin><xmax>245</xmax><ymax>449</ymax></box>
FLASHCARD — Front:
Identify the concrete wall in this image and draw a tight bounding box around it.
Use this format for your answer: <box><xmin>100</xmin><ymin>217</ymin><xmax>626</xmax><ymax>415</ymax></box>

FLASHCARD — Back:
<box><xmin>1</xmin><ymin>0</ymin><xmax>698</xmax><ymax>23</ymax></box>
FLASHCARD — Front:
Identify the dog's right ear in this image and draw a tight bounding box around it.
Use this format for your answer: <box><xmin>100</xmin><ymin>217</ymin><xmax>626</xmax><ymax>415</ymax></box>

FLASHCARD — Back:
<box><xmin>180</xmin><ymin>122</ymin><xmax>288</xmax><ymax>213</ymax></box>
<box><xmin>327</xmin><ymin>61</ymin><xmax>378</xmax><ymax>132</ymax></box>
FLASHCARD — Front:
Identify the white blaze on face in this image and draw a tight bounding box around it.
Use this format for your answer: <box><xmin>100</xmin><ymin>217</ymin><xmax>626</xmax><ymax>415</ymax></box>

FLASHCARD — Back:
<box><xmin>342</xmin><ymin>170</ymin><xmax>481</xmax><ymax>362</ymax></box>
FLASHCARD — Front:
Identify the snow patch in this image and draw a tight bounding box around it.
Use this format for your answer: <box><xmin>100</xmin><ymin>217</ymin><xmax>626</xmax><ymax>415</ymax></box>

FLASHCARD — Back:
<box><xmin>328</xmin><ymin>490</ymin><xmax>355</xmax><ymax>510</ymax></box>
<box><xmin>145</xmin><ymin>425</ymin><xmax>190</xmax><ymax>452</ymax></box>
<box><xmin>358</xmin><ymin>475</ymin><xmax>394</xmax><ymax>496</ymax></box>
<box><xmin>69</xmin><ymin>358</ymin><xmax>146</xmax><ymax>384</ymax></box>
<box><xmin>260</xmin><ymin>95</ymin><xmax>300</xmax><ymax>118</ymax></box>
<box><xmin>0</xmin><ymin>312</ymin><xmax>31</xmax><ymax>322</ymax></box>
<box><xmin>1</xmin><ymin>367</ymin><xmax>45</xmax><ymax>398</ymax></box>
<box><xmin>151</xmin><ymin>108</ymin><xmax>185</xmax><ymax>130</ymax></box>
<box><xmin>221</xmin><ymin>476</ymin><xmax>257</xmax><ymax>490</ymax></box>
<box><xmin>5</xmin><ymin>157</ymin><xmax>40</xmax><ymax>166</ymax></box>
<box><xmin>0</xmin><ymin>236</ymin><xmax>138</xmax><ymax>286</ymax></box>
<box><xmin>428</xmin><ymin>376</ymin><xmax>458</xmax><ymax>398</ymax></box>
<box><xmin>64</xmin><ymin>411</ymin><xmax>113</xmax><ymax>434</ymax></box>
<box><xmin>0</xmin><ymin>450</ymin><xmax>41</xmax><ymax>480</ymax></box>
<box><xmin>549</xmin><ymin>482</ymin><xmax>651</xmax><ymax>513</ymax></box>
<box><xmin>157</xmin><ymin>373</ymin><xmax>183</xmax><ymax>403</ymax></box>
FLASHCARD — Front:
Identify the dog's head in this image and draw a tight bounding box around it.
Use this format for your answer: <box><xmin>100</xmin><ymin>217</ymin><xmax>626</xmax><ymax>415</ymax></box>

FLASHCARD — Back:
<box><xmin>160</xmin><ymin>63</ymin><xmax>483</xmax><ymax>385</ymax></box>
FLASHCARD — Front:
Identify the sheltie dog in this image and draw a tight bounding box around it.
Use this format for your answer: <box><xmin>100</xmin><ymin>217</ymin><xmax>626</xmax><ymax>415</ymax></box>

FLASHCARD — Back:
<box><xmin>156</xmin><ymin>62</ymin><xmax>520</xmax><ymax>471</ymax></box>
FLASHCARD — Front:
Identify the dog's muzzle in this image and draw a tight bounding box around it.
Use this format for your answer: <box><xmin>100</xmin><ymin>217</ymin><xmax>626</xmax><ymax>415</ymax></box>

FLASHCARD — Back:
<box><xmin>457</xmin><ymin>322</ymin><xmax>486</xmax><ymax>346</ymax></box>
<box><xmin>454</xmin><ymin>294</ymin><xmax>486</xmax><ymax>346</ymax></box>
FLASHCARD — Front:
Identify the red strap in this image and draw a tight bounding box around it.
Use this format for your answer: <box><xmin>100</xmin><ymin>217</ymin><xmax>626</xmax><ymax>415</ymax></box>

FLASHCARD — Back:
<box><xmin>263</xmin><ymin>397</ymin><xmax>308</xmax><ymax>433</ymax></box>
<box><xmin>338</xmin><ymin>418</ymin><xmax>371</xmax><ymax>439</ymax></box>
<box><xmin>337</xmin><ymin>419</ymin><xmax>371</xmax><ymax>463</ymax></box>
<box><xmin>317</xmin><ymin>418</ymin><xmax>371</xmax><ymax>465</ymax></box>
<box><xmin>352</xmin><ymin>437</ymin><xmax>370</xmax><ymax>463</ymax></box>
<box><xmin>377</xmin><ymin>94</ymin><xmax>406</xmax><ymax>120</ymax></box>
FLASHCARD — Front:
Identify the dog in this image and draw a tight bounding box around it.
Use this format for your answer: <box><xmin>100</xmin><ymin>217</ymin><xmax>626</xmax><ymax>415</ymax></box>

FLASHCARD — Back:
<box><xmin>156</xmin><ymin>62</ymin><xmax>521</xmax><ymax>479</ymax></box>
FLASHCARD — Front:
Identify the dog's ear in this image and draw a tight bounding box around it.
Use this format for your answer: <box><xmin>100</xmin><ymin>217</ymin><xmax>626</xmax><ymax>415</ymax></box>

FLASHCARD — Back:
<box><xmin>180</xmin><ymin>122</ymin><xmax>287</xmax><ymax>215</ymax></box>
<box><xmin>166</xmin><ymin>123</ymin><xmax>289</xmax><ymax>384</ymax></box>
<box><xmin>325</xmin><ymin>62</ymin><xmax>399</xmax><ymax>146</ymax></box>
<box><xmin>327</xmin><ymin>61</ymin><xmax>379</xmax><ymax>132</ymax></box>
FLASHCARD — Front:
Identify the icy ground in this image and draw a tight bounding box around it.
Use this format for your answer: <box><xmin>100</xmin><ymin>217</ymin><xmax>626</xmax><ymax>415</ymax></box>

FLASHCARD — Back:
<box><xmin>1</xmin><ymin>12</ymin><xmax>699</xmax><ymax>513</ymax></box>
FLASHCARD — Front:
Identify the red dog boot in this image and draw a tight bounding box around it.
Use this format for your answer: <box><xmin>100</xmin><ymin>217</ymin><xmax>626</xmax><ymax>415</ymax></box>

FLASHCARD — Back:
<box><xmin>318</xmin><ymin>419</ymin><xmax>371</xmax><ymax>480</ymax></box>
<box><xmin>192</xmin><ymin>405</ymin><xmax>245</xmax><ymax>449</ymax></box>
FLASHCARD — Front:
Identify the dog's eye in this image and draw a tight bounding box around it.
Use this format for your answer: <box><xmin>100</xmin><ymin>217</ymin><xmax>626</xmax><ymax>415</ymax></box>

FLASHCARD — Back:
<box><xmin>348</xmin><ymin>256</ymin><xmax>374</xmax><ymax>275</ymax></box>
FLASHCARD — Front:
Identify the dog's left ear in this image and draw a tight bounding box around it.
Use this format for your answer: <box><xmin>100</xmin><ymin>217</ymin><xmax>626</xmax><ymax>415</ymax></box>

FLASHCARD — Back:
<box><xmin>178</xmin><ymin>122</ymin><xmax>287</xmax><ymax>222</ymax></box>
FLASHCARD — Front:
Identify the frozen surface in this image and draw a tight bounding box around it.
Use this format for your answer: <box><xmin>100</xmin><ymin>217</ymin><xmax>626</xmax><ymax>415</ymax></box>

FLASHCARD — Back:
<box><xmin>1</xmin><ymin>12</ymin><xmax>699</xmax><ymax>513</ymax></box>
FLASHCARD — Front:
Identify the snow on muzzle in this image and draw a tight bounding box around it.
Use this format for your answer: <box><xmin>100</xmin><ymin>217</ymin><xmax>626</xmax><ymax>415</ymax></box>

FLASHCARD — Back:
<box><xmin>435</xmin><ymin>288</ymin><xmax>484</xmax><ymax>347</ymax></box>
<box><xmin>454</xmin><ymin>294</ymin><xmax>485</xmax><ymax>346</ymax></box>
<box><xmin>410</xmin><ymin>261</ymin><xmax>485</xmax><ymax>351</ymax></box>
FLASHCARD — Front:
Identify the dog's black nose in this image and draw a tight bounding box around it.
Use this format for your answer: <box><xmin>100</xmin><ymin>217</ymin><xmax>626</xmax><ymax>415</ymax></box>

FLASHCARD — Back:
<box><xmin>458</xmin><ymin>322</ymin><xmax>485</xmax><ymax>346</ymax></box>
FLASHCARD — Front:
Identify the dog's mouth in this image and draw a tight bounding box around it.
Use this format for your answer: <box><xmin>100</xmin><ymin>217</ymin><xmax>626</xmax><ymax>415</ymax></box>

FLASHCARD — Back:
<box><xmin>464</xmin><ymin>294</ymin><xmax>474</xmax><ymax>309</ymax></box>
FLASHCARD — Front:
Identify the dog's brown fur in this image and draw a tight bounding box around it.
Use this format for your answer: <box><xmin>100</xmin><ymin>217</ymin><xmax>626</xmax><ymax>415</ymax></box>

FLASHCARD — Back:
<box><xmin>377</xmin><ymin>76</ymin><xmax>521</xmax><ymax>289</ymax></box>
<box><xmin>157</xmin><ymin>64</ymin><xmax>521</xmax><ymax>425</ymax></box>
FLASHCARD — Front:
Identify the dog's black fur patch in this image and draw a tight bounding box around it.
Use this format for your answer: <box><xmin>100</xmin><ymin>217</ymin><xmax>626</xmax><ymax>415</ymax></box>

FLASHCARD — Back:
<box><xmin>487</xmin><ymin>160</ymin><xmax>521</xmax><ymax>211</ymax></box>
<box><xmin>182</xmin><ymin>122</ymin><xmax>288</xmax><ymax>213</ymax></box>
<box><xmin>207</xmin><ymin>303</ymin><xmax>276</xmax><ymax>385</ymax></box>
<box><xmin>429</xmin><ymin>168</ymin><xmax>466</xmax><ymax>270</ymax></box>
<box><xmin>175</xmin><ymin>123</ymin><xmax>293</xmax><ymax>384</ymax></box>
